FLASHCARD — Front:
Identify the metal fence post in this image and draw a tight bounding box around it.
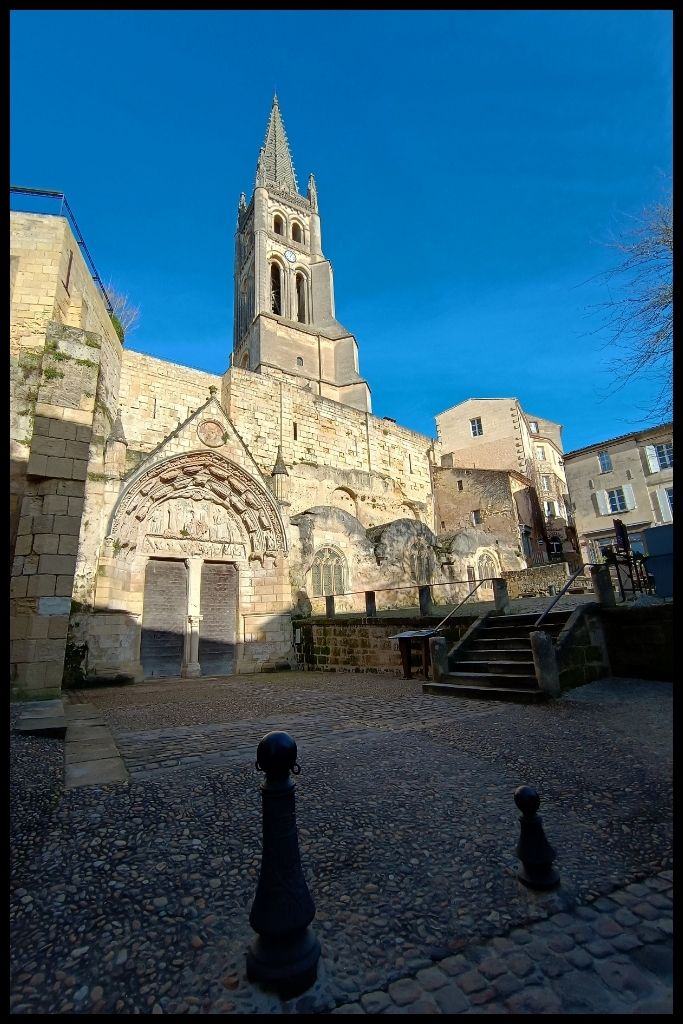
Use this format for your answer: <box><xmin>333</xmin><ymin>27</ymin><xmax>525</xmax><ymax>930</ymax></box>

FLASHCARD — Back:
<box><xmin>325</xmin><ymin>594</ymin><xmax>335</xmax><ymax>618</ymax></box>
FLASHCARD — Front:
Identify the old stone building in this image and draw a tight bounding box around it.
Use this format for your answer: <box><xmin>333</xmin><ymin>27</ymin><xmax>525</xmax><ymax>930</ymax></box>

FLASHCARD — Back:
<box><xmin>435</xmin><ymin>397</ymin><xmax>579</xmax><ymax>565</ymax></box>
<box><xmin>564</xmin><ymin>423</ymin><xmax>673</xmax><ymax>563</ymax></box>
<box><xmin>10</xmin><ymin>98</ymin><xmax>572</xmax><ymax>698</ymax></box>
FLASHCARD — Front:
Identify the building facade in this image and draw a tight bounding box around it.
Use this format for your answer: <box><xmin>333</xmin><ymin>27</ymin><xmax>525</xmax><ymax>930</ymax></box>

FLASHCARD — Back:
<box><xmin>10</xmin><ymin>99</ymin><xmax>577</xmax><ymax>699</ymax></box>
<box><xmin>435</xmin><ymin>397</ymin><xmax>578</xmax><ymax>564</ymax></box>
<box><xmin>564</xmin><ymin>424</ymin><xmax>673</xmax><ymax>563</ymax></box>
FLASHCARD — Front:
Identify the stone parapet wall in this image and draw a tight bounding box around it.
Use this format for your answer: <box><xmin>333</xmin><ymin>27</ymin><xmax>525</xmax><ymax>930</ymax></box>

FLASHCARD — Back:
<box><xmin>296</xmin><ymin>616</ymin><xmax>475</xmax><ymax>674</ymax></box>
<box><xmin>555</xmin><ymin>605</ymin><xmax>610</xmax><ymax>690</ymax></box>
<box><xmin>502</xmin><ymin>561</ymin><xmax>571</xmax><ymax>598</ymax></box>
<box><xmin>599</xmin><ymin>605</ymin><xmax>673</xmax><ymax>681</ymax></box>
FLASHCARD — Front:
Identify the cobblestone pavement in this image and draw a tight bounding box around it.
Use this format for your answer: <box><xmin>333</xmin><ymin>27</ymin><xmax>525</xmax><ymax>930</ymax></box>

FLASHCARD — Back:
<box><xmin>10</xmin><ymin>673</ymin><xmax>672</xmax><ymax>1014</ymax></box>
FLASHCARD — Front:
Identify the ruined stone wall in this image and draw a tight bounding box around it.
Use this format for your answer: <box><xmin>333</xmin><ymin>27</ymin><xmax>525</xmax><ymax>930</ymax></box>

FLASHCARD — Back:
<box><xmin>502</xmin><ymin>562</ymin><xmax>571</xmax><ymax>599</ymax></box>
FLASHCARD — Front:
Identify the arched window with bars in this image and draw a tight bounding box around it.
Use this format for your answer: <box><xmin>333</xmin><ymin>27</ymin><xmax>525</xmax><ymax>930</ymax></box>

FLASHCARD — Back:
<box><xmin>310</xmin><ymin>547</ymin><xmax>347</xmax><ymax>597</ymax></box>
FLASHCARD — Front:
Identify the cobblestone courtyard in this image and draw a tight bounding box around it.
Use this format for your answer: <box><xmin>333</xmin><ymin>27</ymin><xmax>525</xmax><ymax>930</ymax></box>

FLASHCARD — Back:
<box><xmin>10</xmin><ymin>672</ymin><xmax>672</xmax><ymax>1014</ymax></box>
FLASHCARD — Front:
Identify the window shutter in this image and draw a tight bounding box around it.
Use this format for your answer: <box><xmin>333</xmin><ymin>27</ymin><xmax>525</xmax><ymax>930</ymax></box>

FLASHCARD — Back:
<box><xmin>622</xmin><ymin>483</ymin><xmax>636</xmax><ymax>511</ymax></box>
<box><xmin>595</xmin><ymin>490</ymin><xmax>609</xmax><ymax>515</ymax></box>
<box><xmin>657</xmin><ymin>487</ymin><xmax>673</xmax><ymax>523</ymax></box>
<box><xmin>644</xmin><ymin>445</ymin><xmax>659</xmax><ymax>473</ymax></box>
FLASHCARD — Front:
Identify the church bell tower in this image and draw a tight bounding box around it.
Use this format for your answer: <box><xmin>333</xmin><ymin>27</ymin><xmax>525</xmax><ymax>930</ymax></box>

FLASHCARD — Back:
<box><xmin>232</xmin><ymin>96</ymin><xmax>371</xmax><ymax>413</ymax></box>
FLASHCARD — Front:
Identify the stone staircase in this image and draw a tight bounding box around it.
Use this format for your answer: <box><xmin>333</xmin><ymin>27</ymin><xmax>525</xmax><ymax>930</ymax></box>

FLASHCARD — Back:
<box><xmin>424</xmin><ymin>610</ymin><xmax>573</xmax><ymax>702</ymax></box>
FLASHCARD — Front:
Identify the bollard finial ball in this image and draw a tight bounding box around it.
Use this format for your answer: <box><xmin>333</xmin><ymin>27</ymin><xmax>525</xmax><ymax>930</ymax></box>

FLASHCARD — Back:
<box><xmin>256</xmin><ymin>731</ymin><xmax>298</xmax><ymax>777</ymax></box>
<box><xmin>514</xmin><ymin>785</ymin><xmax>540</xmax><ymax>816</ymax></box>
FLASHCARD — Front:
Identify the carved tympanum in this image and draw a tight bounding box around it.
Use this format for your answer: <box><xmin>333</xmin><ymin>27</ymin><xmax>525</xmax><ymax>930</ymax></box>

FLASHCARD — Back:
<box><xmin>110</xmin><ymin>452</ymin><xmax>286</xmax><ymax>564</ymax></box>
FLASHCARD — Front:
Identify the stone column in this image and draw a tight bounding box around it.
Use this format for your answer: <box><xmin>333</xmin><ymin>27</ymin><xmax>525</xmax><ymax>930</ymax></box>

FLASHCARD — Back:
<box><xmin>181</xmin><ymin>556</ymin><xmax>203</xmax><ymax>678</ymax></box>
<box><xmin>418</xmin><ymin>585</ymin><xmax>432</xmax><ymax>617</ymax></box>
<box><xmin>530</xmin><ymin>630</ymin><xmax>560</xmax><ymax>698</ymax></box>
<box><xmin>590</xmin><ymin>564</ymin><xmax>616</xmax><ymax>608</ymax></box>
<box><xmin>493</xmin><ymin>578</ymin><xmax>510</xmax><ymax>614</ymax></box>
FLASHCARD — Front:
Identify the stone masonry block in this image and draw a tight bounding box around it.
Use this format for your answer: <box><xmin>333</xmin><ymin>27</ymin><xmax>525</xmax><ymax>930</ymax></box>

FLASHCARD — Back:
<box><xmin>31</xmin><ymin>435</ymin><xmax>67</xmax><ymax>458</ymax></box>
<box><xmin>57</xmin><ymin>535</ymin><xmax>79</xmax><ymax>556</ymax></box>
<box><xmin>22</xmin><ymin>555</ymin><xmax>39</xmax><ymax>575</ymax></box>
<box><xmin>42</xmin><ymin>494</ymin><xmax>69</xmax><ymax>515</ymax></box>
<box><xmin>64</xmin><ymin>439</ymin><xmax>90</xmax><ymax>460</ymax></box>
<box><xmin>32</xmin><ymin>535</ymin><xmax>59</xmax><ymax>555</ymax></box>
<box><xmin>11</xmin><ymin>639</ymin><xmax>37</xmax><ymax>662</ymax></box>
<box><xmin>43</xmin><ymin>661</ymin><xmax>65</xmax><ymax>688</ymax></box>
<box><xmin>17</xmin><ymin>516</ymin><xmax>32</xmax><ymax>536</ymax></box>
<box><xmin>10</xmin><ymin>577</ymin><xmax>29</xmax><ymax>598</ymax></box>
<box><xmin>13</xmin><ymin>535</ymin><xmax>33</xmax><ymax>557</ymax></box>
<box><xmin>38</xmin><ymin>554</ymin><xmax>76</xmax><ymax>576</ymax></box>
<box><xmin>45</xmin><ymin>456</ymin><xmax>74</xmax><ymax>478</ymax></box>
<box><xmin>27</xmin><ymin>575</ymin><xmax>56</xmax><ymax>597</ymax></box>
<box><xmin>35</xmin><ymin>638</ymin><xmax>67</xmax><ymax>662</ymax></box>
<box><xmin>32</xmin><ymin>514</ymin><xmax>55</xmax><ymax>533</ymax></box>
<box><xmin>55</xmin><ymin>575</ymin><xmax>74</xmax><ymax>596</ymax></box>
<box><xmin>26</xmin><ymin>615</ymin><xmax>52</xmax><ymax>639</ymax></box>
<box><xmin>67</xmin><ymin>497</ymin><xmax>84</xmax><ymax>516</ymax></box>
<box><xmin>53</xmin><ymin>515</ymin><xmax>81</xmax><ymax>535</ymax></box>
<box><xmin>13</xmin><ymin>661</ymin><xmax>47</xmax><ymax>686</ymax></box>
<box><xmin>71</xmin><ymin>460</ymin><xmax>87</xmax><ymax>481</ymax></box>
<box><xmin>48</xmin><ymin>419</ymin><xmax>77</xmax><ymax>440</ymax></box>
<box><xmin>26</xmin><ymin>453</ymin><xmax>48</xmax><ymax>477</ymax></box>
<box><xmin>32</xmin><ymin>416</ymin><xmax>51</xmax><ymax>437</ymax></box>
<box><xmin>76</xmin><ymin>426</ymin><xmax>92</xmax><ymax>442</ymax></box>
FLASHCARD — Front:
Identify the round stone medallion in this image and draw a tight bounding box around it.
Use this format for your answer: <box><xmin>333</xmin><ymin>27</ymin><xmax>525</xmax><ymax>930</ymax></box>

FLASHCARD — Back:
<box><xmin>197</xmin><ymin>419</ymin><xmax>225</xmax><ymax>448</ymax></box>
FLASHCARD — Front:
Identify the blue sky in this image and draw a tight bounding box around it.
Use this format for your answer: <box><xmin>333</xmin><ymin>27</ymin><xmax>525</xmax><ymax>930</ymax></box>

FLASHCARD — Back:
<box><xmin>10</xmin><ymin>10</ymin><xmax>672</xmax><ymax>452</ymax></box>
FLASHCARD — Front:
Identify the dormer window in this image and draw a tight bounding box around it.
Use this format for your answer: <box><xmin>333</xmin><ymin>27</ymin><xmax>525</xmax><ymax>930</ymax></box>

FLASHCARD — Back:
<box><xmin>291</xmin><ymin>222</ymin><xmax>302</xmax><ymax>243</ymax></box>
<box><xmin>273</xmin><ymin>215</ymin><xmax>284</xmax><ymax>236</ymax></box>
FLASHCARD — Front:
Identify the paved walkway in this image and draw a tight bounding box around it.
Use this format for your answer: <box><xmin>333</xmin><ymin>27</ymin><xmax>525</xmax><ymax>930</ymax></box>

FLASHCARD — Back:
<box><xmin>10</xmin><ymin>672</ymin><xmax>672</xmax><ymax>1014</ymax></box>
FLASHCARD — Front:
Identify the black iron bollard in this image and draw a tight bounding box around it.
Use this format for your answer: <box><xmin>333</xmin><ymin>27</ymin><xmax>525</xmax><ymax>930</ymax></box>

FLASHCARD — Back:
<box><xmin>513</xmin><ymin>785</ymin><xmax>560</xmax><ymax>890</ymax></box>
<box><xmin>247</xmin><ymin>731</ymin><xmax>321</xmax><ymax>997</ymax></box>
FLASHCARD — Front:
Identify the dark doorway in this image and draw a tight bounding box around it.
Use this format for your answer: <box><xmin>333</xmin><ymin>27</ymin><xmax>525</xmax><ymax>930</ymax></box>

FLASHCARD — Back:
<box><xmin>141</xmin><ymin>559</ymin><xmax>188</xmax><ymax>678</ymax></box>
<box><xmin>199</xmin><ymin>562</ymin><xmax>237</xmax><ymax>676</ymax></box>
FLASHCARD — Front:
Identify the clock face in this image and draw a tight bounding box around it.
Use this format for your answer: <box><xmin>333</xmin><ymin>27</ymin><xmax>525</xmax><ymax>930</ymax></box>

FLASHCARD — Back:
<box><xmin>284</xmin><ymin>249</ymin><xmax>296</xmax><ymax>263</ymax></box>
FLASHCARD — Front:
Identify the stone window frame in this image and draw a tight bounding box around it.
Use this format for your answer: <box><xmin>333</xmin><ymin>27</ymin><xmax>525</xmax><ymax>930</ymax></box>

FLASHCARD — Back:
<box><xmin>310</xmin><ymin>546</ymin><xmax>347</xmax><ymax>597</ymax></box>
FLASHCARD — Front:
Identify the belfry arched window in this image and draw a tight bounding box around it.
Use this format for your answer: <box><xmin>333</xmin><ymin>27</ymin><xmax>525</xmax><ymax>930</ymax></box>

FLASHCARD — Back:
<box><xmin>291</xmin><ymin>222</ymin><xmax>302</xmax><ymax>243</ymax></box>
<box><xmin>273</xmin><ymin>215</ymin><xmax>284</xmax><ymax>236</ymax></box>
<box><xmin>270</xmin><ymin>262</ymin><xmax>282</xmax><ymax>315</ymax></box>
<box><xmin>310</xmin><ymin>547</ymin><xmax>346</xmax><ymax>597</ymax></box>
<box><xmin>296</xmin><ymin>272</ymin><xmax>307</xmax><ymax>323</ymax></box>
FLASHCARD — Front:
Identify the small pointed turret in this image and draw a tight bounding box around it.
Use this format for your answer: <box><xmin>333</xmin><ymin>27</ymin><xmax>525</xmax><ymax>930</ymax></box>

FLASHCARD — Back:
<box><xmin>270</xmin><ymin>444</ymin><xmax>289</xmax><ymax>504</ymax></box>
<box><xmin>255</xmin><ymin>95</ymin><xmax>299</xmax><ymax>195</ymax></box>
<box><xmin>307</xmin><ymin>173</ymin><xmax>318</xmax><ymax>212</ymax></box>
<box><xmin>108</xmin><ymin>408</ymin><xmax>127</xmax><ymax>446</ymax></box>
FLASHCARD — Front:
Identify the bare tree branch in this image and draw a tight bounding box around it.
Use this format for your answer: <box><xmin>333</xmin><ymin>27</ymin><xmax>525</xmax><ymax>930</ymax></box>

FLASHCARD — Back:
<box><xmin>104</xmin><ymin>280</ymin><xmax>141</xmax><ymax>342</ymax></box>
<box><xmin>590</xmin><ymin>190</ymin><xmax>672</xmax><ymax>421</ymax></box>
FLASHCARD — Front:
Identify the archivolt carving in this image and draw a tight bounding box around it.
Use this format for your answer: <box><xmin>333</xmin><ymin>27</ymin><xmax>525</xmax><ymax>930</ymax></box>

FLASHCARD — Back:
<box><xmin>110</xmin><ymin>452</ymin><xmax>287</xmax><ymax>564</ymax></box>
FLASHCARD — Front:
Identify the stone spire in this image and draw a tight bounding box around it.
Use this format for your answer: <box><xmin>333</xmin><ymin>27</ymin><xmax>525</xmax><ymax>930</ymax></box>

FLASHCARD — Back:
<box><xmin>271</xmin><ymin>444</ymin><xmax>289</xmax><ymax>477</ymax></box>
<box><xmin>255</xmin><ymin>95</ymin><xmax>299</xmax><ymax>195</ymax></box>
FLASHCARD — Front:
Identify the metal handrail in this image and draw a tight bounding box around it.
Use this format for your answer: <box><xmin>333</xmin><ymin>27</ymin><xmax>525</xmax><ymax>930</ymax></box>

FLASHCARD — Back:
<box><xmin>533</xmin><ymin>563</ymin><xmax>599</xmax><ymax>629</ymax></box>
<box><xmin>432</xmin><ymin>579</ymin><xmax>494</xmax><ymax>632</ymax></box>
<box><xmin>10</xmin><ymin>185</ymin><xmax>113</xmax><ymax>314</ymax></box>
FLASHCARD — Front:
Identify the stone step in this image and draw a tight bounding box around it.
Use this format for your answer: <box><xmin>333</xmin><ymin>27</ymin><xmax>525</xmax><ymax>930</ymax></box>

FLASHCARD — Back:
<box><xmin>479</xmin><ymin>624</ymin><xmax>564</xmax><ymax>639</ymax></box>
<box><xmin>423</xmin><ymin>680</ymin><xmax>547</xmax><ymax>703</ymax></box>
<box><xmin>496</xmin><ymin>611</ymin><xmax>571</xmax><ymax>623</ymax></box>
<box><xmin>468</xmin><ymin>637</ymin><xmax>532</xmax><ymax>652</ymax></box>
<box><xmin>458</xmin><ymin>648</ymin><xmax>532</xmax><ymax>662</ymax></box>
<box><xmin>446</xmin><ymin>671</ymin><xmax>540</xmax><ymax>689</ymax></box>
<box><xmin>450</xmin><ymin>660</ymin><xmax>536</xmax><ymax>675</ymax></box>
